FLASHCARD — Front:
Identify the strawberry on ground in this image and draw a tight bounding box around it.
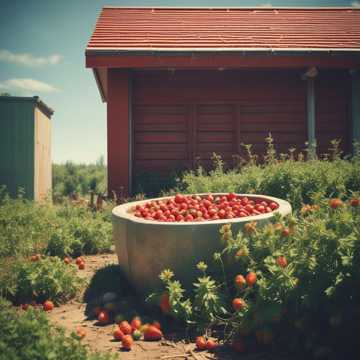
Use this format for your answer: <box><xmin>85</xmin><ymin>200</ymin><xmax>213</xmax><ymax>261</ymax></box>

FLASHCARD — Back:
<box><xmin>122</xmin><ymin>335</ymin><xmax>133</xmax><ymax>350</ymax></box>
<box><xmin>152</xmin><ymin>321</ymin><xmax>161</xmax><ymax>330</ymax></box>
<box><xmin>75</xmin><ymin>256</ymin><xmax>84</xmax><ymax>265</ymax></box>
<box><xmin>206</xmin><ymin>339</ymin><xmax>218</xmax><ymax>351</ymax></box>
<box><xmin>97</xmin><ymin>310</ymin><xmax>110</xmax><ymax>325</ymax></box>
<box><xmin>113</xmin><ymin>327</ymin><xmax>124</xmax><ymax>340</ymax></box>
<box><xmin>195</xmin><ymin>336</ymin><xmax>207</xmax><ymax>351</ymax></box>
<box><xmin>144</xmin><ymin>325</ymin><xmax>163</xmax><ymax>341</ymax></box>
<box><xmin>43</xmin><ymin>300</ymin><xmax>54</xmax><ymax>312</ymax></box>
<box><xmin>119</xmin><ymin>321</ymin><xmax>132</xmax><ymax>335</ymax></box>
<box><xmin>76</xmin><ymin>326</ymin><xmax>87</xmax><ymax>339</ymax></box>
<box><xmin>130</xmin><ymin>317</ymin><xmax>142</xmax><ymax>331</ymax></box>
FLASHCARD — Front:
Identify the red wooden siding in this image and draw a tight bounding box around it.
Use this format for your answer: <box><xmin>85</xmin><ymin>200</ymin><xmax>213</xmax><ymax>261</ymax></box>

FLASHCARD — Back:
<box><xmin>316</xmin><ymin>71</ymin><xmax>351</xmax><ymax>155</ymax></box>
<box><xmin>132</xmin><ymin>70</ymin><xmax>308</xmax><ymax>174</ymax></box>
<box><xmin>239</xmin><ymin>102</ymin><xmax>307</xmax><ymax>155</ymax></box>
<box><xmin>133</xmin><ymin>105</ymin><xmax>190</xmax><ymax>173</ymax></box>
<box><xmin>132</xmin><ymin>69</ymin><xmax>351</xmax><ymax>177</ymax></box>
<box><xmin>107</xmin><ymin>69</ymin><xmax>130</xmax><ymax>195</ymax></box>
<box><xmin>196</xmin><ymin>104</ymin><xmax>236</xmax><ymax>165</ymax></box>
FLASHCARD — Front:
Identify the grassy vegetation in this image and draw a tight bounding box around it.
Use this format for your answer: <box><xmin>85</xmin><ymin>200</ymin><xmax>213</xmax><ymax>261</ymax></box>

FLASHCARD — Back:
<box><xmin>1</xmin><ymin>138</ymin><xmax>360</xmax><ymax>359</ymax></box>
<box><xmin>52</xmin><ymin>157</ymin><xmax>106</xmax><ymax>200</ymax></box>
<box><xmin>176</xmin><ymin>139</ymin><xmax>360</xmax><ymax>211</ymax></box>
<box><xmin>0</xmin><ymin>188</ymin><xmax>112</xmax><ymax>259</ymax></box>
<box><xmin>0</xmin><ymin>187</ymin><xmax>113</xmax><ymax>305</ymax></box>
<box><xmin>0</xmin><ymin>179</ymin><xmax>116</xmax><ymax>359</ymax></box>
<box><xmin>0</xmin><ymin>298</ymin><xmax>116</xmax><ymax>360</ymax></box>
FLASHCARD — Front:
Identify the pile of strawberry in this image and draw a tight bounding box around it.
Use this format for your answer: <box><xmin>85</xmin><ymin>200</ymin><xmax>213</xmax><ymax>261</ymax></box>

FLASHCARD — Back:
<box><xmin>132</xmin><ymin>193</ymin><xmax>279</xmax><ymax>222</ymax></box>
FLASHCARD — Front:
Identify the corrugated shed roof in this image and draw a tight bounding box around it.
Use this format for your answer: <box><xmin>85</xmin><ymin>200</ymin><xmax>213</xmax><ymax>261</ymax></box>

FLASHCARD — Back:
<box><xmin>87</xmin><ymin>7</ymin><xmax>360</xmax><ymax>52</ymax></box>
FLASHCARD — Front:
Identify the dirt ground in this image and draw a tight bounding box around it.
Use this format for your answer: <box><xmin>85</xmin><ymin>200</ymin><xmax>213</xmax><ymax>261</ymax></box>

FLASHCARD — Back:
<box><xmin>48</xmin><ymin>254</ymin><xmax>236</xmax><ymax>360</ymax></box>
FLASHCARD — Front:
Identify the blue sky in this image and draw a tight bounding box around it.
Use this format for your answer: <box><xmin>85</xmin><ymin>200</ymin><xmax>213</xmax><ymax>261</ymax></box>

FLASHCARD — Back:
<box><xmin>0</xmin><ymin>0</ymin><xmax>356</xmax><ymax>163</ymax></box>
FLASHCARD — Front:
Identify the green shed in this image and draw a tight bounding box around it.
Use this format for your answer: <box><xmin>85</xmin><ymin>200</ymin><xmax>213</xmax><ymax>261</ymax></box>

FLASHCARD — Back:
<box><xmin>0</xmin><ymin>96</ymin><xmax>53</xmax><ymax>200</ymax></box>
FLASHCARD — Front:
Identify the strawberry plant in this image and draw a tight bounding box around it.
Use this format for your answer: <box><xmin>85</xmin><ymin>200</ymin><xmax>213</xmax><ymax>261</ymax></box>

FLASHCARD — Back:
<box><xmin>0</xmin><ymin>297</ymin><xmax>116</xmax><ymax>360</ymax></box>
<box><xmin>175</xmin><ymin>139</ymin><xmax>360</xmax><ymax>211</ymax></box>
<box><xmin>151</xmin><ymin>197</ymin><xmax>360</xmax><ymax>358</ymax></box>
<box><xmin>46</xmin><ymin>204</ymin><xmax>112</xmax><ymax>257</ymax></box>
<box><xmin>1</xmin><ymin>256</ymin><xmax>83</xmax><ymax>305</ymax></box>
<box><xmin>0</xmin><ymin>189</ymin><xmax>113</xmax><ymax>262</ymax></box>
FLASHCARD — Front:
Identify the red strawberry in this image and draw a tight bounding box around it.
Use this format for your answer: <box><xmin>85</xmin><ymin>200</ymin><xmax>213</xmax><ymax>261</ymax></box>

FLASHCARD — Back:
<box><xmin>277</xmin><ymin>256</ymin><xmax>288</xmax><ymax>268</ymax></box>
<box><xmin>113</xmin><ymin>327</ymin><xmax>124</xmax><ymax>341</ymax></box>
<box><xmin>75</xmin><ymin>256</ymin><xmax>84</xmax><ymax>265</ymax></box>
<box><xmin>119</xmin><ymin>321</ymin><xmax>132</xmax><ymax>335</ymax></box>
<box><xmin>122</xmin><ymin>334</ymin><xmax>133</xmax><ymax>350</ymax></box>
<box><xmin>131</xmin><ymin>317</ymin><xmax>142</xmax><ymax>331</ymax></box>
<box><xmin>232</xmin><ymin>298</ymin><xmax>246</xmax><ymax>311</ymax></box>
<box><xmin>152</xmin><ymin>321</ymin><xmax>161</xmax><ymax>330</ymax></box>
<box><xmin>144</xmin><ymin>325</ymin><xmax>163</xmax><ymax>341</ymax></box>
<box><xmin>329</xmin><ymin>198</ymin><xmax>343</xmax><ymax>209</ymax></box>
<box><xmin>97</xmin><ymin>310</ymin><xmax>110</xmax><ymax>325</ymax></box>
<box><xmin>195</xmin><ymin>336</ymin><xmax>207</xmax><ymax>351</ymax></box>
<box><xmin>350</xmin><ymin>198</ymin><xmax>360</xmax><ymax>207</ymax></box>
<box><xmin>235</xmin><ymin>274</ymin><xmax>246</xmax><ymax>289</ymax></box>
<box><xmin>43</xmin><ymin>300</ymin><xmax>54</xmax><ymax>312</ymax></box>
<box><xmin>206</xmin><ymin>339</ymin><xmax>218</xmax><ymax>351</ymax></box>
<box><xmin>246</xmin><ymin>272</ymin><xmax>257</xmax><ymax>286</ymax></box>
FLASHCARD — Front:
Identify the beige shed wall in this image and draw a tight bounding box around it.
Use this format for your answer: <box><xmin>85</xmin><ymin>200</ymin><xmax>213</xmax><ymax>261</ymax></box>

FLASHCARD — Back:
<box><xmin>34</xmin><ymin>107</ymin><xmax>52</xmax><ymax>201</ymax></box>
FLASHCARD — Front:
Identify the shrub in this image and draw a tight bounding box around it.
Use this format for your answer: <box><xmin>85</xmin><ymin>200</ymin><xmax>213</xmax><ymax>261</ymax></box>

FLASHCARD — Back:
<box><xmin>0</xmin><ymin>298</ymin><xmax>116</xmax><ymax>360</ymax></box>
<box><xmin>0</xmin><ymin>256</ymin><xmax>83</xmax><ymax>305</ymax></box>
<box><xmin>0</xmin><ymin>193</ymin><xmax>113</xmax><ymax>259</ymax></box>
<box><xmin>0</xmin><ymin>193</ymin><xmax>57</xmax><ymax>257</ymax></box>
<box><xmin>177</xmin><ymin>140</ymin><xmax>360</xmax><ymax>211</ymax></box>
<box><xmin>151</xmin><ymin>197</ymin><xmax>360</xmax><ymax>358</ymax></box>
<box><xmin>46</xmin><ymin>205</ymin><xmax>112</xmax><ymax>258</ymax></box>
<box><xmin>52</xmin><ymin>157</ymin><xmax>107</xmax><ymax>199</ymax></box>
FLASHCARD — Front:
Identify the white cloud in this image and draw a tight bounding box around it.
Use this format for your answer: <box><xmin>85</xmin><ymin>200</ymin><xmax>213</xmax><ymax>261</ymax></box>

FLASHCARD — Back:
<box><xmin>0</xmin><ymin>78</ymin><xmax>59</xmax><ymax>93</ymax></box>
<box><xmin>257</xmin><ymin>2</ymin><xmax>272</xmax><ymax>7</ymax></box>
<box><xmin>0</xmin><ymin>49</ymin><xmax>62</xmax><ymax>67</ymax></box>
<box><xmin>351</xmin><ymin>1</ymin><xmax>360</xmax><ymax>7</ymax></box>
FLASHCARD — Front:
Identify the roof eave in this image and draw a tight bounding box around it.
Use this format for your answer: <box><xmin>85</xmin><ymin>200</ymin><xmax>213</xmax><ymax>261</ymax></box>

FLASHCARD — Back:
<box><xmin>86</xmin><ymin>48</ymin><xmax>360</xmax><ymax>55</ymax></box>
<box><xmin>102</xmin><ymin>6</ymin><xmax>359</xmax><ymax>10</ymax></box>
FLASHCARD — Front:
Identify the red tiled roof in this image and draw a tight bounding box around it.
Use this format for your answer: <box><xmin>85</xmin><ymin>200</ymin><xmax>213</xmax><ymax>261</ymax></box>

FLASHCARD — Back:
<box><xmin>87</xmin><ymin>7</ymin><xmax>360</xmax><ymax>52</ymax></box>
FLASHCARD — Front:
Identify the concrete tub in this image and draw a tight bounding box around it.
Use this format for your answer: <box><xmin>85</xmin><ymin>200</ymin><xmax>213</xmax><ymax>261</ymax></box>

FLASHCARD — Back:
<box><xmin>112</xmin><ymin>194</ymin><xmax>291</xmax><ymax>294</ymax></box>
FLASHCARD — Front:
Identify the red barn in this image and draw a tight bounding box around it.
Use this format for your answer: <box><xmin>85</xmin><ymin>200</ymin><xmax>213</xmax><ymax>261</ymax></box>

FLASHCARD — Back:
<box><xmin>86</xmin><ymin>6</ymin><xmax>360</xmax><ymax>196</ymax></box>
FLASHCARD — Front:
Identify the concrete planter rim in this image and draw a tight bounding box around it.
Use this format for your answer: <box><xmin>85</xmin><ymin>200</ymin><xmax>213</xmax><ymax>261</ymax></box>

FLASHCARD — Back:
<box><xmin>112</xmin><ymin>193</ymin><xmax>291</xmax><ymax>226</ymax></box>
